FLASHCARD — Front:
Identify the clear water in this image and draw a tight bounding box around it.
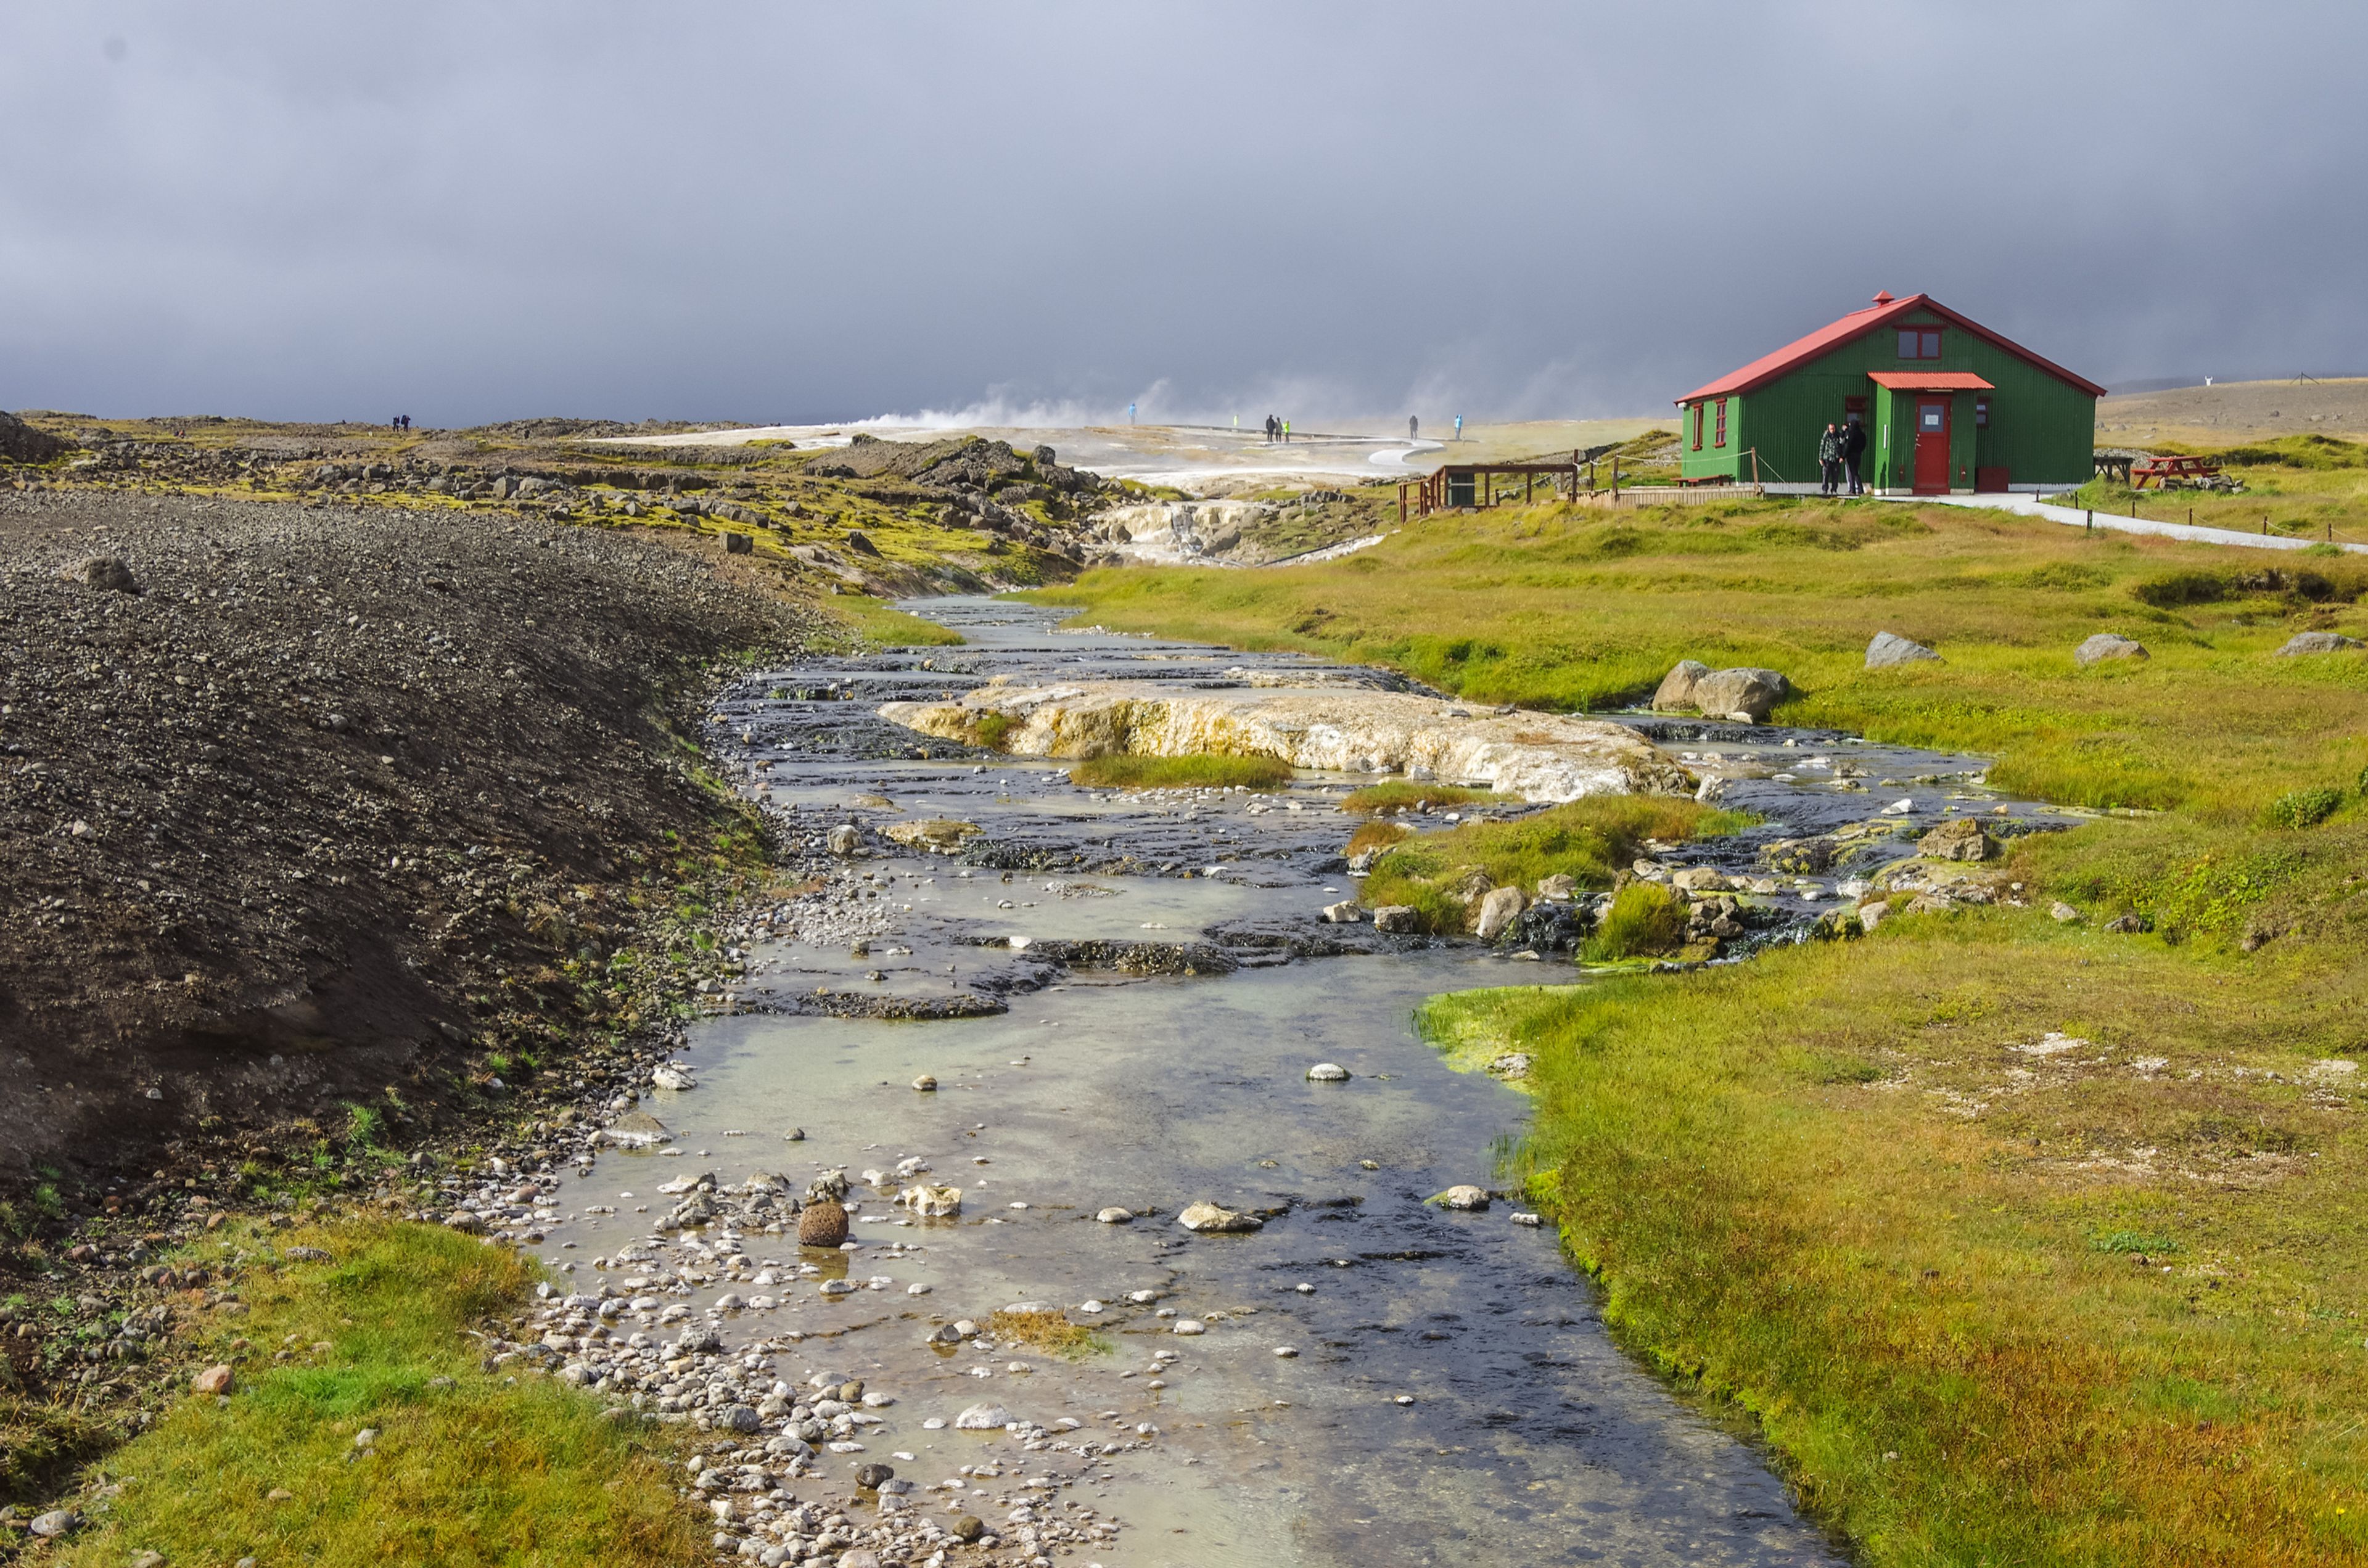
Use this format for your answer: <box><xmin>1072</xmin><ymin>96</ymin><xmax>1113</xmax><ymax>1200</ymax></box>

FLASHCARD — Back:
<box><xmin>541</xmin><ymin>598</ymin><xmax>2074</xmax><ymax>1566</ymax></box>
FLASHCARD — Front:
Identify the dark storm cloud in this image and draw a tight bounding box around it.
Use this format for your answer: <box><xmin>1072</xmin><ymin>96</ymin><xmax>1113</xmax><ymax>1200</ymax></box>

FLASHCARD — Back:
<box><xmin>2</xmin><ymin>1</ymin><xmax>2362</xmax><ymax>425</ymax></box>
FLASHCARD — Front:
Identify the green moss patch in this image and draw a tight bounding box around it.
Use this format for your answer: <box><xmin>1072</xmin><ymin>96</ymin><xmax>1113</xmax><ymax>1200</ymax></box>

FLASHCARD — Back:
<box><xmin>1068</xmin><ymin>753</ymin><xmax>1294</xmax><ymax>790</ymax></box>
<box><xmin>49</xmin><ymin>1220</ymin><xmax>699</xmax><ymax>1568</ymax></box>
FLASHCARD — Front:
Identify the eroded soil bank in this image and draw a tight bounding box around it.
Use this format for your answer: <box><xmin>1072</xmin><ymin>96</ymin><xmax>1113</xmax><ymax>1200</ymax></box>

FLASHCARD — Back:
<box><xmin>0</xmin><ymin>490</ymin><xmax>820</xmax><ymax>1192</ymax></box>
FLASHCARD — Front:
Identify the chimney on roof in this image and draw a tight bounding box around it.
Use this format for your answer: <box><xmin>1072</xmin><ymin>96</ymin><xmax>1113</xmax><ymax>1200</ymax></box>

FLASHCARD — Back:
<box><xmin>1872</xmin><ymin>290</ymin><xmax>1896</xmax><ymax>305</ymax></box>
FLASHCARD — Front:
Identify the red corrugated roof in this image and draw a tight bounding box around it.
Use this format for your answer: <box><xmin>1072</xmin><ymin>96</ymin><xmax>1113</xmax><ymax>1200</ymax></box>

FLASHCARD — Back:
<box><xmin>1867</xmin><ymin>371</ymin><xmax>1994</xmax><ymax>390</ymax></box>
<box><xmin>1675</xmin><ymin>293</ymin><xmax>2105</xmax><ymax>404</ymax></box>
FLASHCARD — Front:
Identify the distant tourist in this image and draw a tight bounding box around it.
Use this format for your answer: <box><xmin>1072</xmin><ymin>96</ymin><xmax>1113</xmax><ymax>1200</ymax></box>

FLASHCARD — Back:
<box><xmin>1843</xmin><ymin>417</ymin><xmax>1867</xmax><ymax>495</ymax></box>
<box><xmin>1265</xmin><ymin>414</ymin><xmax>1278</xmax><ymax>443</ymax></box>
<box><xmin>1453</xmin><ymin>414</ymin><xmax>1463</xmax><ymax>441</ymax></box>
<box><xmin>1281</xmin><ymin>418</ymin><xmax>1291</xmax><ymax>443</ymax></box>
<box><xmin>1408</xmin><ymin>415</ymin><xmax>1419</xmax><ymax>441</ymax></box>
<box><xmin>1128</xmin><ymin>402</ymin><xmax>1137</xmax><ymax>424</ymax></box>
<box><xmin>1817</xmin><ymin>422</ymin><xmax>1844</xmax><ymax>496</ymax></box>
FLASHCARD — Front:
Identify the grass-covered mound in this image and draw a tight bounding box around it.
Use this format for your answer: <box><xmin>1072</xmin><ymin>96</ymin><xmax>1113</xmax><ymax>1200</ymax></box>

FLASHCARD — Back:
<box><xmin>1418</xmin><ymin>826</ymin><xmax>2368</xmax><ymax>1566</ymax></box>
<box><xmin>1341</xmin><ymin>780</ymin><xmax>1498</xmax><ymax>813</ymax></box>
<box><xmin>1067</xmin><ymin>753</ymin><xmax>1294</xmax><ymax>790</ymax></box>
<box><xmin>50</xmin><ymin>1220</ymin><xmax>699</xmax><ymax>1568</ymax></box>
<box><xmin>1360</xmin><ymin>795</ymin><xmax>1749</xmax><ymax>934</ymax></box>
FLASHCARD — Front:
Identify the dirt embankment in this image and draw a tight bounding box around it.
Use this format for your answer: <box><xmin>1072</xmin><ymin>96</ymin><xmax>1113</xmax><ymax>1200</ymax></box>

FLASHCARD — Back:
<box><xmin>0</xmin><ymin>491</ymin><xmax>818</xmax><ymax>1192</ymax></box>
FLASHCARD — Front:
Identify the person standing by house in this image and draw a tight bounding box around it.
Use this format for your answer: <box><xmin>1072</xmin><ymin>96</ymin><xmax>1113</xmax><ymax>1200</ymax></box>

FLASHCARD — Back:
<box><xmin>1842</xmin><ymin>414</ymin><xmax>1868</xmax><ymax>496</ymax></box>
<box><xmin>1817</xmin><ymin>422</ymin><xmax>1844</xmax><ymax>496</ymax></box>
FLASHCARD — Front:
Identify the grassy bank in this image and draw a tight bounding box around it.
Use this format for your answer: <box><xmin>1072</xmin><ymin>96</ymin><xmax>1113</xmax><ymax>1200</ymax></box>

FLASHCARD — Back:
<box><xmin>44</xmin><ymin>1220</ymin><xmax>697</xmax><ymax>1566</ymax></box>
<box><xmin>1023</xmin><ymin>491</ymin><xmax>2368</xmax><ymax>820</ymax></box>
<box><xmin>1418</xmin><ymin>858</ymin><xmax>2368</xmax><ymax>1566</ymax></box>
<box><xmin>1026</xmin><ymin>470</ymin><xmax>2368</xmax><ymax>1562</ymax></box>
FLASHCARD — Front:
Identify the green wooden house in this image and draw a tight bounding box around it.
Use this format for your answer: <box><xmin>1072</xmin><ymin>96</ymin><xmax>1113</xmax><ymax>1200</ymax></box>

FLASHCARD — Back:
<box><xmin>1674</xmin><ymin>292</ymin><xmax>2103</xmax><ymax>493</ymax></box>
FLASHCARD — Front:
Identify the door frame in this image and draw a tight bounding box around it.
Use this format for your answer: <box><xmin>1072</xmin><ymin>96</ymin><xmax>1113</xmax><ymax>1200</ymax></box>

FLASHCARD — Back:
<box><xmin>1912</xmin><ymin>395</ymin><xmax>1954</xmax><ymax>495</ymax></box>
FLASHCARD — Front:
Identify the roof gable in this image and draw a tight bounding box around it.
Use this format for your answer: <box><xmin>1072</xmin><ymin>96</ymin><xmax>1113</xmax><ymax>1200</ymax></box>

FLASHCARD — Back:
<box><xmin>1677</xmin><ymin>293</ymin><xmax>2105</xmax><ymax>404</ymax></box>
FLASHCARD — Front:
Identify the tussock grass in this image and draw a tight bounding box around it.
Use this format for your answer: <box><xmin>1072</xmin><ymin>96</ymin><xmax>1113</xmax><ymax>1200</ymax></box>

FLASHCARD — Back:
<box><xmin>1067</xmin><ymin>753</ymin><xmax>1294</xmax><ymax>790</ymax></box>
<box><xmin>1362</xmin><ymin>796</ymin><xmax>1746</xmax><ymax>934</ymax></box>
<box><xmin>1341</xmin><ymin>780</ymin><xmax>1498</xmax><ymax>814</ymax></box>
<box><xmin>1344</xmin><ymin>819</ymin><xmax>1413</xmax><ymax>857</ymax></box>
<box><xmin>52</xmin><ymin>1220</ymin><xmax>699</xmax><ymax>1568</ymax></box>
<box><xmin>1581</xmin><ymin>880</ymin><xmax>1686</xmax><ymax>961</ymax></box>
<box><xmin>1418</xmin><ymin>905</ymin><xmax>2368</xmax><ymax>1567</ymax></box>
<box><xmin>987</xmin><ymin>1310</ymin><xmax>1108</xmax><ymax>1358</ymax></box>
<box><xmin>823</xmin><ymin>593</ymin><xmax>965</xmax><ymax>647</ymax></box>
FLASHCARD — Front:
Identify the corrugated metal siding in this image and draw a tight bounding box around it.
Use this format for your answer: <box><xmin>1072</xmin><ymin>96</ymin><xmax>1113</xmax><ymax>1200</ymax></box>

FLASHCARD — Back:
<box><xmin>1680</xmin><ymin>308</ymin><xmax>2095</xmax><ymax>489</ymax></box>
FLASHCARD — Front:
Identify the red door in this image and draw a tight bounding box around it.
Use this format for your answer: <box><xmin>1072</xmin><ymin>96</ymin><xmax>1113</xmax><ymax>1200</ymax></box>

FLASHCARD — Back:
<box><xmin>1912</xmin><ymin>398</ymin><xmax>1952</xmax><ymax>494</ymax></box>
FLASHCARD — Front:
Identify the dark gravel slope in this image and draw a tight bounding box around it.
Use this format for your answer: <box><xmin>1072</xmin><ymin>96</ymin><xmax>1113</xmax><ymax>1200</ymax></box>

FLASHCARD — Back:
<box><xmin>0</xmin><ymin>492</ymin><xmax>818</xmax><ymax>1187</ymax></box>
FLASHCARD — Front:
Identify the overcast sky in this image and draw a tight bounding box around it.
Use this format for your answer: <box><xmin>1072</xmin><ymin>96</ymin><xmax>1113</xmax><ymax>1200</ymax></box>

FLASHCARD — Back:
<box><xmin>3</xmin><ymin>2</ymin><xmax>2362</xmax><ymax>428</ymax></box>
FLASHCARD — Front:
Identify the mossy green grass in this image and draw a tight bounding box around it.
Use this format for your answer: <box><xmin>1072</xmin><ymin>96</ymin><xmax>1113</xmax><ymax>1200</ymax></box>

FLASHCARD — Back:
<box><xmin>1066</xmin><ymin>752</ymin><xmax>1294</xmax><ymax>790</ymax></box>
<box><xmin>1359</xmin><ymin>795</ymin><xmax>1749</xmax><ymax>934</ymax></box>
<box><xmin>1340</xmin><ymin>779</ymin><xmax>1498</xmax><ymax>814</ymax></box>
<box><xmin>1023</xmin><ymin>493</ymin><xmax>2368</xmax><ymax>821</ymax></box>
<box><xmin>48</xmin><ymin>1220</ymin><xmax>699</xmax><ymax>1568</ymax></box>
<box><xmin>1419</xmin><ymin>872</ymin><xmax>2368</xmax><ymax>1567</ymax></box>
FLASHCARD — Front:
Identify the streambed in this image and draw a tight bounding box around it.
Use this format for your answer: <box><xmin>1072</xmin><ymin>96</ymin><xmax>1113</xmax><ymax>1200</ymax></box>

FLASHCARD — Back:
<box><xmin>532</xmin><ymin>599</ymin><xmax>2079</xmax><ymax>1567</ymax></box>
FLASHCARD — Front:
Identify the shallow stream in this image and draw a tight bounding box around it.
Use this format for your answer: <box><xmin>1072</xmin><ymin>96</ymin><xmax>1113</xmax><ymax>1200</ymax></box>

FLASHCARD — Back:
<box><xmin>537</xmin><ymin>599</ymin><xmax>2083</xmax><ymax>1566</ymax></box>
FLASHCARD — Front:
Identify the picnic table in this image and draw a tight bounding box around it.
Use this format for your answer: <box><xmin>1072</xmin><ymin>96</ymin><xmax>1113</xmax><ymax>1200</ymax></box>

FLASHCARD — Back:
<box><xmin>2131</xmin><ymin>454</ymin><xmax>2222</xmax><ymax>490</ymax></box>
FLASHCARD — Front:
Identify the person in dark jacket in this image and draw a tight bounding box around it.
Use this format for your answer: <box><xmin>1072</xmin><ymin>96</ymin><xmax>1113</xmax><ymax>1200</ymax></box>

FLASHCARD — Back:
<box><xmin>1817</xmin><ymin>422</ymin><xmax>1844</xmax><ymax>496</ymax></box>
<box><xmin>1842</xmin><ymin>416</ymin><xmax>1868</xmax><ymax>495</ymax></box>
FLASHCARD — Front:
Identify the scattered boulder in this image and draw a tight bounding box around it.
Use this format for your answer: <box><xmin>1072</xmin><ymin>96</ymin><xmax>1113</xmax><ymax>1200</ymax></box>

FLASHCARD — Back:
<box><xmin>1320</xmin><ymin>900</ymin><xmax>1361</xmax><ymax>924</ymax></box>
<box><xmin>1536</xmin><ymin>873</ymin><xmax>1577</xmax><ymax>901</ymax></box>
<box><xmin>1690</xmin><ymin>667</ymin><xmax>1792</xmax><ymax>723</ymax></box>
<box><xmin>1650</xmin><ymin>660</ymin><xmax>1709</xmax><ymax>711</ymax></box>
<box><xmin>723</xmin><ymin>532</ymin><xmax>754</xmax><ymax>556</ymax></box>
<box><xmin>718</xmin><ymin>1403</ymin><xmax>762</xmax><ymax>1434</ymax></box>
<box><xmin>2074</xmin><ymin>633</ymin><xmax>2149</xmax><ymax>667</ymax></box>
<box><xmin>27</xmin><ymin>1508</ymin><xmax>79</xmax><ymax>1538</ymax></box>
<box><xmin>1177</xmin><ymin>1201</ymin><xmax>1262</xmax><ymax>1233</ymax></box>
<box><xmin>1866</xmin><ymin>631</ymin><xmax>1941</xmax><ymax>668</ymax></box>
<box><xmin>911</xmin><ymin>1073</ymin><xmax>938</xmax><ymax>1091</ymax></box>
<box><xmin>1095</xmin><ymin>1207</ymin><xmax>1134</xmax><ymax>1224</ymax></box>
<box><xmin>844</xmin><ymin>530</ymin><xmax>882</xmax><ymax>558</ymax></box>
<box><xmin>1916</xmin><ymin>816</ymin><xmax>1994</xmax><ymax>862</ymax></box>
<box><xmin>1670</xmin><ymin>867</ymin><xmax>1726</xmax><ymax>892</ymax></box>
<box><xmin>0</xmin><ymin>411</ymin><xmax>71</xmax><ymax>464</ymax></box>
<box><xmin>1370</xmin><ymin>905</ymin><xmax>1421</xmax><ymax>934</ymax></box>
<box><xmin>2049</xmin><ymin>901</ymin><xmax>2081</xmax><ymax>922</ymax></box>
<box><xmin>1432</xmin><ymin>1185</ymin><xmax>1491</xmax><ymax>1212</ymax></box>
<box><xmin>594</xmin><ymin>1110</ymin><xmax>672</xmax><ymax>1147</ymax></box>
<box><xmin>825</xmin><ymin>824</ymin><xmax>861</xmax><ymax>855</ymax></box>
<box><xmin>953</xmin><ymin>1403</ymin><xmax>1009</xmax><ymax>1431</ymax></box>
<box><xmin>895</xmin><ymin>1184</ymin><xmax>963</xmax><ymax>1217</ymax></box>
<box><xmin>2276</xmin><ymin>631</ymin><xmax>2364</xmax><ymax>657</ymax></box>
<box><xmin>192</xmin><ymin>1363</ymin><xmax>236</xmax><ymax>1395</ymax></box>
<box><xmin>1857</xmin><ymin>900</ymin><xmax>1893</xmax><ymax>932</ymax></box>
<box><xmin>1305</xmin><ymin>1062</ymin><xmax>1351</xmax><ymax>1082</ymax></box>
<box><xmin>949</xmin><ymin>1514</ymin><xmax>987</xmax><ymax>1542</ymax></box>
<box><xmin>64</xmin><ymin>556</ymin><xmax>141</xmax><ymax>594</ymax></box>
<box><xmin>1473</xmin><ymin>885</ymin><xmax>1527</xmax><ymax>940</ymax></box>
<box><xmin>799</xmin><ymin>1200</ymin><xmax>849</xmax><ymax>1247</ymax></box>
<box><xmin>882</xmin><ymin>818</ymin><xmax>979</xmax><ymax>849</ymax></box>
